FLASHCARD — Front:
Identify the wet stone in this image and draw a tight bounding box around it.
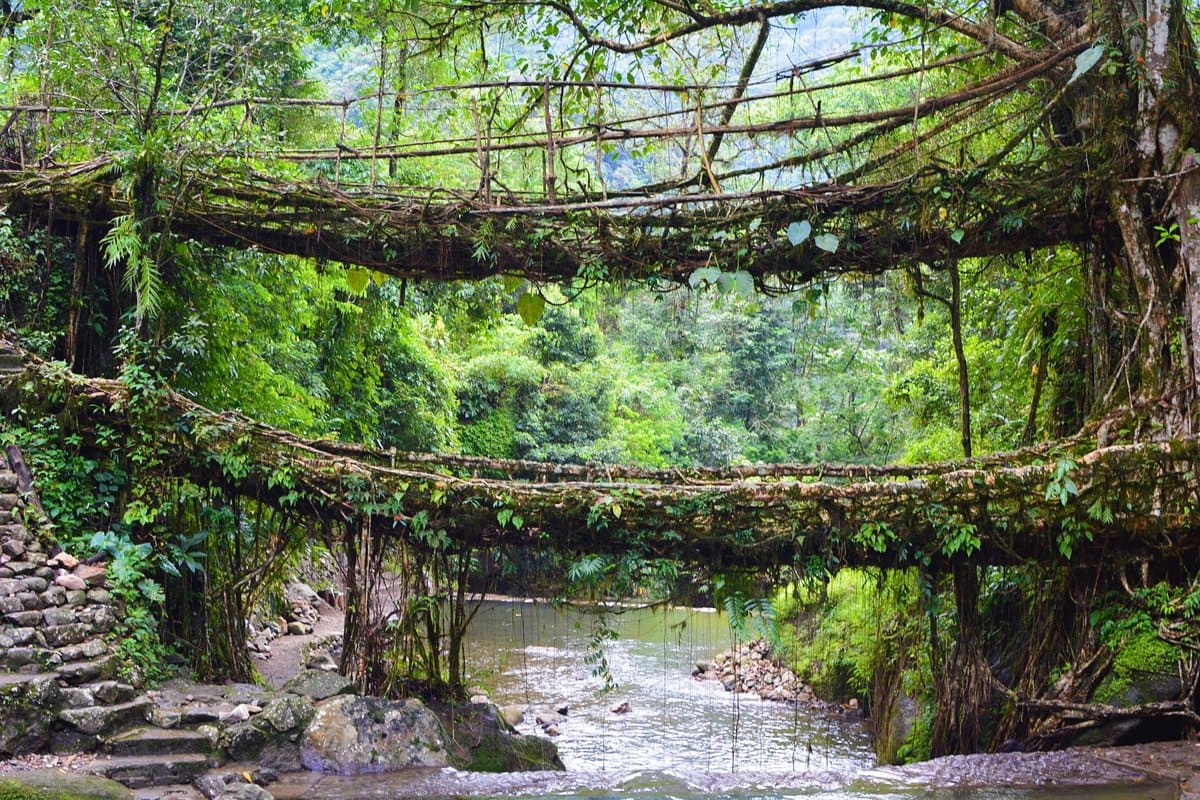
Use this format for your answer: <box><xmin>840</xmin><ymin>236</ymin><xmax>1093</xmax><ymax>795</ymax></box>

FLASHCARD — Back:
<box><xmin>87</xmin><ymin>587</ymin><xmax>113</xmax><ymax>605</ymax></box>
<box><xmin>82</xmin><ymin>638</ymin><xmax>109</xmax><ymax>658</ymax></box>
<box><xmin>43</xmin><ymin>622</ymin><xmax>90</xmax><ymax>647</ymax></box>
<box><xmin>150</xmin><ymin>707</ymin><xmax>182</xmax><ymax>728</ymax></box>
<box><xmin>56</xmin><ymin>573</ymin><xmax>87</xmax><ymax>591</ymax></box>
<box><xmin>6</xmin><ymin>609</ymin><xmax>41</xmax><ymax>626</ymax></box>
<box><xmin>3</xmin><ymin>646</ymin><xmax>36</xmax><ymax>666</ymax></box>
<box><xmin>38</xmin><ymin>585</ymin><xmax>67</xmax><ymax>606</ymax></box>
<box><xmin>57</xmin><ymin>643</ymin><xmax>89</xmax><ymax>662</ymax></box>
<box><xmin>32</xmin><ymin>566</ymin><xmax>53</xmax><ymax>579</ymax></box>
<box><xmin>21</xmin><ymin>575</ymin><xmax>47</xmax><ymax>593</ymax></box>
<box><xmin>2</xmin><ymin>539</ymin><xmax>25</xmax><ymax>558</ymax></box>
<box><xmin>17</xmin><ymin>590</ymin><xmax>40</xmax><ymax>609</ymax></box>
<box><xmin>61</xmin><ymin>686</ymin><xmax>96</xmax><ymax>708</ymax></box>
<box><xmin>81</xmin><ymin>605</ymin><xmax>117</xmax><ymax>632</ymax></box>
<box><xmin>9</xmin><ymin>626</ymin><xmax>38</xmax><ymax>646</ymax></box>
<box><xmin>42</xmin><ymin>605</ymin><xmax>77</xmax><ymax>626</ymax></box>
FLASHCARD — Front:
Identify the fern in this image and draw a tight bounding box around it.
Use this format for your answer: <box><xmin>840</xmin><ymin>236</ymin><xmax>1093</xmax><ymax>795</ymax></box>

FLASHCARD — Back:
<box><xmin>101</xmin><ymin>213</ymin><xmax>162</xmax><ymax>325</ymax></box>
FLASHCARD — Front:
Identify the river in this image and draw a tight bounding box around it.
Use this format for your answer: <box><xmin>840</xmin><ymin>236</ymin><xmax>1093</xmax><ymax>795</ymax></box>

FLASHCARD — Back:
<box><xmin>456</xmin><ymin>599</ymin><xmax>1176</xmax><ymax>800</ymax></box>
<box><xmin>273</xmin><ymin>598</ymin><xmax>1178</xmax><ymax>799</ymax></box>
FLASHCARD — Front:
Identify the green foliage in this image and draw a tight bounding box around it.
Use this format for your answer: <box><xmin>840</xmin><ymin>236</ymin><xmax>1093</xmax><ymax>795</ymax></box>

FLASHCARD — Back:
<box><xmin>774</xmin><ymin>569</ymin><xmax>929</xmax><ymax>711</ymax></box>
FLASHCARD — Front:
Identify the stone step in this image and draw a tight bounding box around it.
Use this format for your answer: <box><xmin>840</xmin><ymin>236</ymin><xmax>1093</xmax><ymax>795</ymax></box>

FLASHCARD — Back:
<box><xmin>104</xmin><ymin>726</ymin><xmax>215</xmax><ymax>758</ymax></box>
<box><xmin>131</xmin><ymin>784</ymin><xmax>205</xmax><ymax>800</ymax></box>
<box><xmin>57</xmin><ymin>654</ymin><xmax>116</xmax><ymax>684</ymax></box>
<box><xmin>89</xmin><ymin>753</ymin><xmax>215</xmax><ymax>789</ymax></box>
<box><xmin>0</xmin><ymin>350</ymin><xmax>24</xmax><ymax>370</ymax></box>
<box><xmin>58</xmin><ymin>696</ymin><xmax>154</xmax><ymax>736</ymax></box>
<box><xmin>62</xmin><ymin>679</ymin><xmax>139</xmax><ymax>708</ymax></box>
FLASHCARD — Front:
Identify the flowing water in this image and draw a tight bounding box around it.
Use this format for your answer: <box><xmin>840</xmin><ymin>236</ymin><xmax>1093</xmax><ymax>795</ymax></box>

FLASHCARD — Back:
<box><xmin>273</xmin><ymin>599</ymin><xmax>1179</xmax><ymax>799</ymax></box>
<box><xmin>456</xmin><ymin>599</ymin><xmax>1176</xmax><ymax>800</ymax></box>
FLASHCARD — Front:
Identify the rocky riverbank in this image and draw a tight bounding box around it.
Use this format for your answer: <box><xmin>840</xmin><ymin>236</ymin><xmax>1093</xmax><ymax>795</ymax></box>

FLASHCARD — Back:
<box><xmin>694</xmin><ymin>638</ymin><xmax>847</xmax><ymax>709</ymax></box>
<box><xmin>0</xmin><ymin>467</ymin><xmax>562</xmax><ymax>800</ymax></box>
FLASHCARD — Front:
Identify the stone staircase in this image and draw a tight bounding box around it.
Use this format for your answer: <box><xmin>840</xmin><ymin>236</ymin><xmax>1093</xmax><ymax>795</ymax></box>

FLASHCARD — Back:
<box><xmin>0</xmin><ymin>447</ymin><xmax>224</xmax><ymax>791</ymax></box>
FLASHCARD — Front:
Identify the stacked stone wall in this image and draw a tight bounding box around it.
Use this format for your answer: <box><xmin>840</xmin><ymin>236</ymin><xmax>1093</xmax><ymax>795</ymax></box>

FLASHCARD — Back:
<box><xmin>0</xmin><ymin>462</ymin><xmax>118</xmax><ymax>684</ymax></box>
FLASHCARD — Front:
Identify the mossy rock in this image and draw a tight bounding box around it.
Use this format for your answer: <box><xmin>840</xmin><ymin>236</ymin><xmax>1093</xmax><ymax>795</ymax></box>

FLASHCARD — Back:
<box><xmin>0</xmin><ymin>769</ymin><xmax>131</xmax><ymax>800</ymax></box>
<box><xmin>1072</xmin><ymin>632</ymin><xmax>1186</xmax><ymax>747</ymax></box>
<box><xmin>0</xmin><ymin>675</ymin><xmax>61</xmax><ymax>755</ymax></box>
<box><xmin>1094</xmin><ymin>632</ymin><xmax>1181</xmax><ymax>707</ymax></box>
<box><xmin>463</xmin><ymin>731</ymin><xmax>564</xmax><ymax>772</ymax></box>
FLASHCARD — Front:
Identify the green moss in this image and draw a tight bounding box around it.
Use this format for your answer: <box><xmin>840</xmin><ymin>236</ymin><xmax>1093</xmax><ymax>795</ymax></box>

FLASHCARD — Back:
<box><xmin>0</xmin><ymin>771</ymin><xmax>130</xmax><ymax>800</ymax></box>
<box><xmin>461</xmin><ymin>407</ymin><xmax>517</xmax><ymax>458</ymax></box>
<box><xmin>1094</xmin><ymin>632</ymin><xmax>1181</xmax><ymax>705</ymax></box>
<box><xmin>464</xmin><ymin>733</ymin><xmax>564</xmax><ymax>772</ymax></box>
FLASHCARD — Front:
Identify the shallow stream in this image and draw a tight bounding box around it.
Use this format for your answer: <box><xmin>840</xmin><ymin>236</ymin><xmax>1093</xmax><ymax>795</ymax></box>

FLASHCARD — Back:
<box><xmin>456</xmin><ymin>599</ymin><xmax>1175</xmax><ymax>800</ymax></box>
<box><xmin>274</xmin><ymin>599</ymin><xmax>1179</xmax><ymax>799</ymax></box>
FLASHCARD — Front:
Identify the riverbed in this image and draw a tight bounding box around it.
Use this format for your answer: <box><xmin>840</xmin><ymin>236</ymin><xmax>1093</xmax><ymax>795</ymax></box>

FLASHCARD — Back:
<box><xmin>272</xmin><ymin>599</ymin><xmax>1180</xmax><ymax>800</ymax></box>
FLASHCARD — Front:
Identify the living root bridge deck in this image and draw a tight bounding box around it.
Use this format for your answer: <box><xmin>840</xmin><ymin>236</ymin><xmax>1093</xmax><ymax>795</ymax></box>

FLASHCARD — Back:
<box><xmin>5</xmin><ymin>348</ymin><xmax>1200</xmax><ymax>572</ymax></box>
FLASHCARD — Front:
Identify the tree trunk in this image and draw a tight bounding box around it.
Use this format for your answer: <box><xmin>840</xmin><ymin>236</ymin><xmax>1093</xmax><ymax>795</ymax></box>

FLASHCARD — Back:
<box><xmin>1095</xmin><ymin>0</ymin><xmax>1200</xmax><ymax>431</ymax></box>
<box><xmin>948</xmin><ymin>259</ymin><xmax>972</xmax><ymax>457</ymax></box>
<box><xmin>930</xmin><ymin>561</ymin><xmax>994</xmax><ymax>755</ymax></box>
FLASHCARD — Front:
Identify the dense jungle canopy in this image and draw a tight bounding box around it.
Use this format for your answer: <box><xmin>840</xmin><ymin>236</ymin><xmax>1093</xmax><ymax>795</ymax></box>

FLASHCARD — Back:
<box><xmin>1</xmin><ymin>0</ymin><xmax>1200</xmax><ymax>765</ymax></box>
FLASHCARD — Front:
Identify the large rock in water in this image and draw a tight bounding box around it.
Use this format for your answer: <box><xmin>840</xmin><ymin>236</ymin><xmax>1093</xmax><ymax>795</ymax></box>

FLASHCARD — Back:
<box><xmin>300</xmin><ymin>695</ymin><xmax>450</xmax><ymax>774</ymax></box>
<box><xmin>447</xmin><ymin>701</ymin><xmax>565</xmax><ymax>772</ymax></box>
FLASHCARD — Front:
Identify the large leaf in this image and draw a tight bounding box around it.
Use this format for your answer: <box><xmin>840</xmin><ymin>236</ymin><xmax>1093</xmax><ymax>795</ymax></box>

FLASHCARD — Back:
<box><xmin>814</xmin><ymin>233</ymin><xmax>840</xmax><ymax>253</ymax></box>
<box><xmin>1069</xmin><ymin>42</ymin><xmax>1105</xmax><ymax>85</ymax></box>
<box><xmin>731</xmin><ymin>270</ymin><xmax>755</xmax><ymax>297</ymax></box>
<box><xmin>517</xmin><ymin>291</ymin><xmax>546</xmax><ymax>325</ymax></box>
<box><xmin>787</xmin><ymin>220</ymin><xmax>812</xmax><ymax>246</ymax></box>
<box><xmin>689</xmin><ymin>266</ymin><xmax>722</xmax><ymax>288</ymax></box>
<box><xmin>345</xmin><ymin>268</ymin><xmax>370</xmax><ymax>293</ymax></box>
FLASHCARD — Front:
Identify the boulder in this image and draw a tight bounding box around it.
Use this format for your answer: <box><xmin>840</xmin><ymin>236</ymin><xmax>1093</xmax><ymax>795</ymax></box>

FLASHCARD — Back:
<box><xmin>221</xmin><ymin>694</ymin><xmax>315</xmax><ymax>772</ymax></box>
<box><xmin>499</xmin><ymin>705</ymin><xmax>524</xmax><ymax>727</ymax></box>
<box><xmin>281</xmin><ymin>669</ymin><xmax>355</xmax><ymax>701</ymax></box>
<box><xmin>446</xmin><ymin>702</ymin><xmax>564</xmax><ymax>772</ymax></box>
<box><xmin>285</xmin><ymin>582</ymin><xmax>321</xmax><ymax>608</ymax></box>
<box><xmin>258</xmin><ymin>693</ymin><xmax>315</xmax><ymax>735</ymax></box>
<box><xmin>0</xmin><ymin>674</ymin><xmax>61</xmax><ymax>754</ymax></box>
<box><xmin>215</xmin><ymin>784</ymin><xmax>273</xmax><ymax>800</ymax></box>
<box><xmin>300</xmin><ymin>695</ymin><xmax>450</xmax><ymax>774</ymax></box>
<box><xmin>0</xmin><ymin>768</ymin><xmax>131</xmax><ymax>799</ymax></box>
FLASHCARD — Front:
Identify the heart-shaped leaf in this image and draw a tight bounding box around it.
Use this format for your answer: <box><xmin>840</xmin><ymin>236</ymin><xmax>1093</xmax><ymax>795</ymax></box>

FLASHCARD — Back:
<box><xmin>346</xmin><ymin>268</ymin><xmax>370</xmax><ymax>293</ymax></box>
<box><xmin>787</xmin><ymin>220</ymin><xmax>812</xmax><ymax>246</ymax></box>
<box><xmin>814</xmin><ymin>233</ymin><xmax>840</xmax><ymax>253</ymax></box>
<box><xmin>731</xmin><ymin>270</ymin><xmax>755</xmax><ymax>297</ymax></box>
<box><xmin>689</xmin><ymin>266</ymin><xmax>722</xmax><ymax>288</ymax></box>
<box><xmin>516</xmin><ymin>291</ymin><xmax>546</xmax><ymax>325</ymax></box>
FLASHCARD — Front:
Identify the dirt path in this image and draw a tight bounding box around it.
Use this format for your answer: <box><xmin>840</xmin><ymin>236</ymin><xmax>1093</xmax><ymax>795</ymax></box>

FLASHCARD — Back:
<box><xmin>255</xmin><ymin>599</ymin><xmax>345</xmax><ymax>689</ymax></box>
